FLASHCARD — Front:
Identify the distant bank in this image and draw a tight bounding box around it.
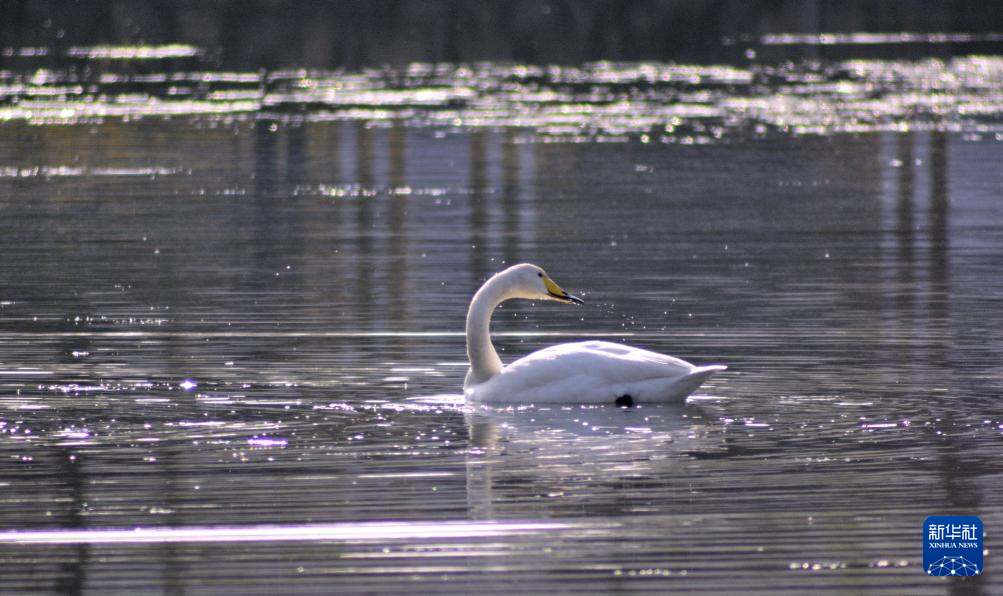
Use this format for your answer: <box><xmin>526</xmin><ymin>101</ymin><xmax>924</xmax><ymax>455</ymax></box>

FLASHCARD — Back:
<box><xmin>2</xmin><ymin>0</ymin><xmax>1002</xmax><ymax>69</ymax></box>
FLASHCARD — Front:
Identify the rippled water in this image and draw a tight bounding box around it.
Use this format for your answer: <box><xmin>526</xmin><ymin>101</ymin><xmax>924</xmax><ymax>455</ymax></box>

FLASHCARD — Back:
<box><xmin>1</xmin><ymin>46</ymin><xmax>1003</xmax><ymax>593</ymax></box>
<box><xmin>4</xmin><ymin>42</ymin><xmax>1003</xmax><ymax>139</ymax></box>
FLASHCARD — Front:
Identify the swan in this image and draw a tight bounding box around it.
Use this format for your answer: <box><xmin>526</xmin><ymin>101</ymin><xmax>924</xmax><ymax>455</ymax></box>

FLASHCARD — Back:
<box><xmin>463</xmin><ymin>263</ymin><xmax>726</xmax><ymax>405</ymax></box>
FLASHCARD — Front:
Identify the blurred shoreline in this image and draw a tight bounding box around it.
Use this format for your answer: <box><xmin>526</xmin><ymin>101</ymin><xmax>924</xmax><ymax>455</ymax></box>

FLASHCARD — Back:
<box><xmin>2</xmin><ymin>0</ymin><xmax>1003</xmax><ymax>70</ymax></box>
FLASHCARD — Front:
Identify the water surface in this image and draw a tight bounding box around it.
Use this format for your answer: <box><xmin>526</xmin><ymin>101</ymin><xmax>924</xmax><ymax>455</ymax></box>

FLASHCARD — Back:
<box><xmin>1</xmin><ymin>48</ymin><xmax>1002</xmax><ymax>594</ymax></box>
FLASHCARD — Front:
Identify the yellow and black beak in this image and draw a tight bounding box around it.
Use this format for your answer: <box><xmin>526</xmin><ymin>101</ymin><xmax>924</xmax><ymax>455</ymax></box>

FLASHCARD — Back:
<box><xmin>543</xmin><ymin>275</ymin><xmax>584</xmax><ymax>305</ymax></box>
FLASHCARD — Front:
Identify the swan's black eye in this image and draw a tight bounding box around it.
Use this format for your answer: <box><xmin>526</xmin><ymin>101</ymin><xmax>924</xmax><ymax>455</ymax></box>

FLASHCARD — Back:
<box><xmin>538</xmin><ymin>272</ymin><xmax>543</xmax><ymax>277</ymax></box>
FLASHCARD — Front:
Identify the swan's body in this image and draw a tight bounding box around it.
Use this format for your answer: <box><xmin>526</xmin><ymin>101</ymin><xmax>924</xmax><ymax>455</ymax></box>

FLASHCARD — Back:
<box><xmin>463</xmin><ymin>264</ymin><xmax>725</xmax><ymax>404</ymax></box>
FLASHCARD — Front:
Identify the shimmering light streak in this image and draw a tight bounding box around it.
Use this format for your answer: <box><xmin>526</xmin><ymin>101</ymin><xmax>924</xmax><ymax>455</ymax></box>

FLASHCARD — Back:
<box><xmin>65</xmin><ymin>44</ymin><xmax>202</xmax><ymax>60</ymax></box>
<box><xmin>0</xmin><ymin>521</ymin><xmax>576</xmax><ymax>544</ymax></box>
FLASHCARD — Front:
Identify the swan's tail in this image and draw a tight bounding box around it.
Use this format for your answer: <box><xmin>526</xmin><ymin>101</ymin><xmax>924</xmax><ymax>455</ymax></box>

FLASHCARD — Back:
<box><xmin>667</xmin><ymin>365</ymin><xmax>727</xmax><ymax>401</ymax></box>
<box><xmin>630</xmin><ymin>365</ymin><xmax>727</xmax><ymax>403</ymax></box>
<box><xmin>691</xmin><ymin>364</ymin><xmax>727</xmax><ymax>378</ymax></box>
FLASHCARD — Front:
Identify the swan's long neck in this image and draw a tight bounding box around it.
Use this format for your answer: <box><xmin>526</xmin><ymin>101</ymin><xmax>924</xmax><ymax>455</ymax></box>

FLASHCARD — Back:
<box><xmin>465</xmin><ymin>275</ymin><xmax>508</xmax><ymax>386</ymax></box>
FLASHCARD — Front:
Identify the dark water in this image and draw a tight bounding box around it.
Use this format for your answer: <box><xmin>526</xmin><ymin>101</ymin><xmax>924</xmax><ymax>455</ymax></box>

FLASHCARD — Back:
<box><xmin>1</xmin><ymin>51</ymin><xmax>1003</xmax><ymax>594</ymax></box>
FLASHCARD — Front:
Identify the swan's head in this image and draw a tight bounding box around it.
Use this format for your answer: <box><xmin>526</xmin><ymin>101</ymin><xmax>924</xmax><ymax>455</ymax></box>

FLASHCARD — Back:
<box><xmin>498</xmin><ymin>263</ymin><xmax>584</xmax><ymax>305</ymax></box>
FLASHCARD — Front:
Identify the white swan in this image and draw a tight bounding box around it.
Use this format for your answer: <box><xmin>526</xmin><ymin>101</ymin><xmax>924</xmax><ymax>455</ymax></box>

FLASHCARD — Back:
<box><xmin>463</xmin><ymin>263</ymin><xmax>726</xmax><ymax>404</ymax></box>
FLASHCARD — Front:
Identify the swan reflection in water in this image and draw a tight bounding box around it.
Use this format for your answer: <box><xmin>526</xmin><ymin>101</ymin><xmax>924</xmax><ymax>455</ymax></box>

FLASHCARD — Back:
<box><xmin>458</xmin><ymin>399</ymin><xmax>727</xmax><ymax>519</ymax></box>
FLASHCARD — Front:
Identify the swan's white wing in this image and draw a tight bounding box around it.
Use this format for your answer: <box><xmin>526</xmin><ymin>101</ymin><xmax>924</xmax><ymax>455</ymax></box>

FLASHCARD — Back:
<box><xmin>508</xmin><ymin>340</ymin><xmax>692</xmax><ymax>381</ymax></box>
<box><xmin>468</xmin><ymin>341</ymin><xmax>724</xmax><ymax>404</ymax></box>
